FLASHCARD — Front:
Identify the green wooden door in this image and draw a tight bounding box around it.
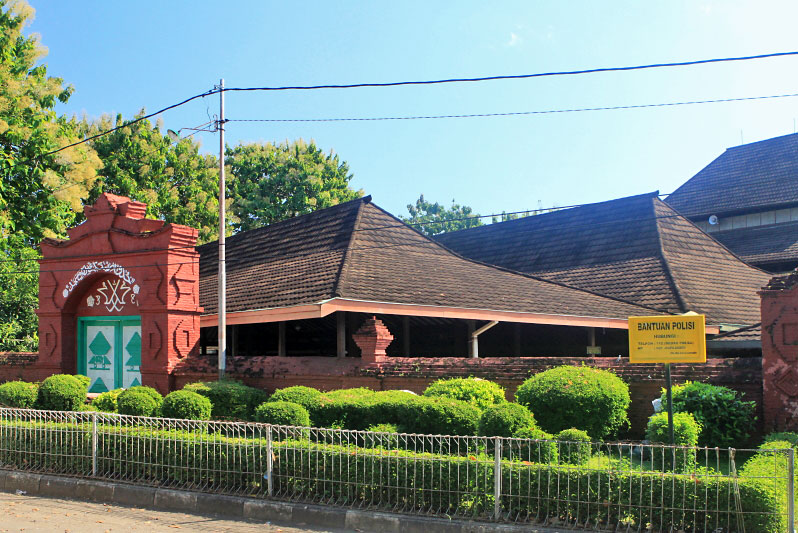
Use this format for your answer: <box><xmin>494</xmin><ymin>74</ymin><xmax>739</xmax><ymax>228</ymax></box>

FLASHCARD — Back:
<box><xmin>78</xmin><ymin>316</ymin><xmax>142</xmax><ymax>392</ymax></box>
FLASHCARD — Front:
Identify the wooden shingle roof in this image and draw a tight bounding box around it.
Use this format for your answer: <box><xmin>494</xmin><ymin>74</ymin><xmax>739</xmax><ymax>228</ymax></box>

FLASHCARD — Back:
<box><xmin>435</xmin><ymin>193</ymin><xmax>770</xmax><ymax>326</ymax></box>
<box><xmin>197</xmin><ymin>196</ymin><xmax>658</xmax><ymax>323</ymax></box>
<box><xmin>711</xmin><ymin>221</ymin><xmax>798</xmax><ymax>269</ymax></box>
<box><xmin>666</xmin><ymin>133</ymin><xmax>798</xmax><ymax>218</ymax></box>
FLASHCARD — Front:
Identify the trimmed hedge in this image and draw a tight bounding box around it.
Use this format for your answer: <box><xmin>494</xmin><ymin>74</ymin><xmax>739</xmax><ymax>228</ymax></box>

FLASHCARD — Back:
<box><xmin>36</xmin><ymin>375</ymin><xmax>88</xmax><ymax>411</ymax></box>
<box><xmin>0</xmin><ymin>381</ymin><xmax>38</xmax><ymax>408</ymax></box>
<box><xmin>117</xmin><ymin>389</ymin><xmax>160</xmax><ymax>417</ymax></box>
<box><xmin>267</xmin><ymin>386</ymin><xmax>322</xmax><ymax>413</ymax></box>
<box><xmin>555</xmin><ymin>428</ymin><xmax>591</xmax><ymax>465</ymax></box>
<box><xmin>0</xmin><ymin>418</ymin><xmax>783</xmax><ymax>532</ymax></box>
<box><xmin>645</xmin><ymin>412</ymin><xmax>702</xmax><ymax>472</ymax></box>
<box><xmin>161</xmin><ymin>390</ymin><xmax>212</xmax><ymax>421</ymax></box>
<box><xmin>127</xmin><ymin>386</ymin><xmax>163</xmax><ymax>404</ymax></box>
<box><xmin>91</xmin><ymin>388</ymin><xmax>124</xmax><ymax>412</ymax></box>
<box><xmin>661</xmin><ymin>381</ymin><xmax>755</xmax><ymax>448</ymax></box>
<box><xmin>763</xmin><ymin>432</ymin><xmax>798</xmax><ymax>447</ymax></box>
<box><xmin>515</xmin><ymin>366</ymin><xmax>630</xmax><ymax>439</ymax></box>
<box><xmin>183</xmin><ymin>380</ymin><xmax>267</xmax><ymax>421</ymax></box>
<box><xmin>512</xmin><ymin>427</ymin><xmax>558</xmax><ymax>464</ymax></box>
<box><xmin>478</xmin><ymin>403</ymin><xmax>535</xmax><ymax>437</ymax></box>
<box><xmin>423</xmin><ymin>378</ymin><xmax>506</xmax><ymax>410</ymax></box>
<box><xmin>254</xmin><ymin>401</ymin><xmax>310</xmax><ymax>426</ymax></box>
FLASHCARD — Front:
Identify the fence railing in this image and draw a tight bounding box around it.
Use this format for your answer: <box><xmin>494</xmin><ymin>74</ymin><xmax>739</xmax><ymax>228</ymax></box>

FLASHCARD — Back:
<box><xmin>0</xmin><ymin>407</ymin><xmax>793</xmax><ymax>532</ymax></box>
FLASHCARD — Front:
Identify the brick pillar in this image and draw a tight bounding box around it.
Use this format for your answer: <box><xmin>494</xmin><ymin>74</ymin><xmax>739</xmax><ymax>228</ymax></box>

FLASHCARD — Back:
<box><xmin>352</xmin><ymin>316</ymin><xmax>394</xmax><ymax>363</ymax></box>
<box><xmin>760</xmin><ymin>270</ymin><xmax>798</xmax><ymax>431</ymax></box>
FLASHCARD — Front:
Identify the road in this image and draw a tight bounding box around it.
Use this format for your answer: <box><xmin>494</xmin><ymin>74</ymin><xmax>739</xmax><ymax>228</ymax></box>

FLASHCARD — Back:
<box><xmin>0</xmin><ymin>492</ymin><xmax>348</xmax><ymax>533</ymax></box>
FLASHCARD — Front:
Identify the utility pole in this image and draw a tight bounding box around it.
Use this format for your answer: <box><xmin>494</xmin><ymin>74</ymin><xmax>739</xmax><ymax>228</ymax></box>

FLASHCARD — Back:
<box><xmin>217</xmin><ymin>78</ymin><xmax>226</xmax><ymax>380</ymax></box>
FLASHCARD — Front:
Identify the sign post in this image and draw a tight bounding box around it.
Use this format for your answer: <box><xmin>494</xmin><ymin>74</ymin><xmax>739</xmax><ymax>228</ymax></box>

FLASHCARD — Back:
<box><xmin>628</xmin><ymin>315</ymin><xmax>706</xmax><ymax>445</ymax></box>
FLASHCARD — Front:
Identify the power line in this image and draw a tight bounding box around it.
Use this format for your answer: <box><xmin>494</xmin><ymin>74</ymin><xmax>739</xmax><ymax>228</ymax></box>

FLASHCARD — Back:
<box><xmin>35</xmin><ymin>50</ymin><xmax>798</xmax><ymax>157</ymax></box>
<box><xmin>223</xmin><ymin>51</ymin><xmax>798</xmax><ymax>92</ymax></box>
<box><xmin>229</xmin><ymin>92</ymin><xmax>798</xmax><ymax>123</ymax></box>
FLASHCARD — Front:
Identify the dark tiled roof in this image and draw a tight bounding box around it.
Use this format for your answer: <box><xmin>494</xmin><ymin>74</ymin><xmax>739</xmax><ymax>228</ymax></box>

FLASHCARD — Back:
<box><xmin>711</xmin><ymin>323</ymin><xmax>761</xmax><ymax>341</ymax></box>
<box><xmin>435</xmin><ymin>193</ymin><xmax>770</xmax><ymax>326</ymax></box>
<box><xmin>198</xmin><ymin>197</ymin><xmax>655</xmax><ymax>321</ymax></box>
<box><xmin>712</xmin><ymin>221</ymin><xmax>798</xmax><ymax>267</ymax></box>
<box><xmin>666</xmin><ymin>133</ymin><xmax>798</xmax><ymax>218</ymax></box>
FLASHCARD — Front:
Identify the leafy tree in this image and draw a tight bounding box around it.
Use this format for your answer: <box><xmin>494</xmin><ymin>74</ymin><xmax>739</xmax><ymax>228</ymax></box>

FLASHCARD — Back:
<box><xmin>0</xmin><ymin>1</ymin><xmax>101</xmax><ymax>351</ymax></box>
<box><xmin>225</xmin><ymin>139</ymin><xmax>362</xmax><ymax>232</ymax></box>
<box><xmin>402</xmin><ymin>195</ymin><xmax>483</xmax><ymax>236</ymax></box>
<box><xmin>84</xmin><ymin>113</ymin><xmax>225</xmax><ymax>244</ymax></box>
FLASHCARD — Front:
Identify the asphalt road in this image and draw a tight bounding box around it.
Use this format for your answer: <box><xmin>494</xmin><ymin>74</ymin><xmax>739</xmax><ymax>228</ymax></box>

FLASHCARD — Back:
<box><xmin>0</xmin><ymin>492</ymin><xmax>349</xmax><ymax>533</ymax></box>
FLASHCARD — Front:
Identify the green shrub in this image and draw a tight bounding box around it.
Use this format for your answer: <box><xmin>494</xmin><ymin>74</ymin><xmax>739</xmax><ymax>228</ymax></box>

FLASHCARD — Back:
<box><xmin>91</xmin><ymin>388</ymin><xmax>124</xmax><ymax>412</ymax></box>
<box><xmin>478</xmin><ymin>403</ymin><xmax>535</xmax><ymax>437</ymax></box>
<box><xmin>423</xmin><ymin>378</ymin><xmax>506</xmax><ymax>410</ymax></box>
<box><xmin>321</xmin><ymin>388</ymin><xmax>375</xmax><ymax>401</ymax></box>
<box><xmin>126</xmin><ymin>386</ymin><xmax>163</xmax><ymax>404</ymax></box>
<box><xmin>36</xmin><ymin>374</ymin><xmax>87</xmax><ymax>411</ymax></box>
<box><xmin>364</xmin><ymin>423</ymin><xmax>400</xmax><ymax>448</ymax></box>
<box><xmin>0</xmin><ymin>381</ymin><xmax>38</xmax><ymax>408</ymax></box>
<box><xmin>515</xmin><ymin>366</ymin><xmax>630</xmax><ymax>439</ymax></box>
<box><xmin>513</xmin><ymin>426</ymin><xmax>558</xmax><ymax>464</ymax></box>
<box><xmin>161</xmin><ymin>390</ymin><xmax>212</xmax><ymax>420</ymax></box>
<box><xmin>645</xmin><ymin>412</ymin><xmax>701</xmax><ymax>472</ymax></box>
<box><xmin>661</xmin><ymin>381</ymin><xmax>755</xmax><ymax>448</ymax></box>
<box><xmin>183</xmin><ymin>380</ymin><xmax>267</xmax><ymax>420</ymax></box>
<box><xmin>268</xmin><ymin>386</ymin><xmax>322</xmax><ymax>413</ymax></box>
<box><xmin>73</xmin><ymin>375</ymin><xmax>91</xmax><ymax>389</ymax></box>
<box><xmin>254</xmin><ymin>401</ymin><xmax>310</xmax><ymax>426</ymax></box>
<box><xmin>762</xmin><ymin>432</ymin><xmax>798</xmax><ymax>448</ymax></box>
<box><xmin>117</xmin><ymin>389</ymin><xmax>160</xmax><ymax>417</ymax></box>
<box><xmin>555</xmin><ymin>428</ymin><xmax>592</xmax><ymax>465</ymax></box>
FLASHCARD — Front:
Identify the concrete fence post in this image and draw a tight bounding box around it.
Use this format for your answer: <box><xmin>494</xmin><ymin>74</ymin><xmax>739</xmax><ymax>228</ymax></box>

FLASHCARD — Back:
<box><xmin>266</xmin><ymin>425</ymin><xmax>274</xmax><ymax>497</ymax></box>
<box><xmin>91</xmin><ymin>412</ymin><xmax>98</xmax><ymax>477</ymax></box>
<box><xmin>494</xmin><ymin>437</ymin><xmax>502</xmax><ymax>521</ymax></box>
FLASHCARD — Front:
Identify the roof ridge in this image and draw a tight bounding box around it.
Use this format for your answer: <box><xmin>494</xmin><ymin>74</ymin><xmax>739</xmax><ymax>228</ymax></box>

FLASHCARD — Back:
<box><xmin>658</xmin><ymin>198</ymin><xmax>773</xmax><ymax>275</ymax></box>
<box><xmin>331</xmin><ymin>199</ymin><xmax>367</xmax><ymax>298</ymax></box>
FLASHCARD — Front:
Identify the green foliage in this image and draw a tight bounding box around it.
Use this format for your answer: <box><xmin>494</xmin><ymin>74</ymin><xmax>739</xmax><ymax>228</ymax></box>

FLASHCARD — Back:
<box><xmin>0</xmin><ymin>380</ymin><xmax>37</xmax><ymax>408</ymax></box>
<box><xmin>0</xmin><ymin>418</ymin><xmax>783</xmax><ymax>532</ymax></box>
<box><xmin>161</xmin><ymin>390</ymin><xmax>212</xmax><ymax>421</ymax></box>
<box><xmin>226</xmin><ymin>139</ymin><xmax>363</xmax><ymax>233</ymax></box>
<box><xmin>91</xmin><ymin>388</ymin><xmax>124</xmax><ymax>412</ymax></box>
<box><xmin>36</xmin><ymin>374</ymin><xmax>87</xmax><ymax>411</ymax></box>
<box><xmin>367</xmin><ymin>422</ymin><xmax>399</xmax><ymax>433</ymax></box>
<box><xmin>267</xmin><ymin>386</ymin><xmax>322</xmax><ymax>420</ymax></box>
<box><xmin>645</xmin><ymin>412</ymin><xmax>702</xmax><ymax>472</ymax></box>
<box><xmin>253</xmin><ymin>401</ymin><xmax>310</xmax><ymax>426</ymax></box>
<box><xmin>661</xmin><ymin>381</ymin><xmax>756</xmax><ymax>448</ymax></box>
<box><xmin>84</xmin><ymin>112</ymin><xmax>223</xmax><ymax>244</ymax></box>
<box><xmin>182</xmin><ymin>380</ymin><xmax>266</xmax><ymax>421</ymax></box>
<box><xmin>73</xmin><ymin>374</ymin><xmax>90</xmax><ymax>389</ymax></box>
<box><xmin>515</xmin><ymin>366</ymin><xmax>630</xmax><ymax>439</ymax></box>
<box><xmin>126</xmin><ymin>386</ymin><xmax>163</xmax><ymax>403</ymax></box>
<box><xmin>311</xmin><ymin>390</ymin><xmax>479</xmax><ymax>435</ymax></box>
<box><xmin>740</xmin><ymin>443</ymin><xmax>796</xmax><ymax>528</ymax></box>
<box><xmin>478</xmin><ymin>403</ymin><xmax>534</xmax><ymax>437</ymax></box>
<box><xmin>555</xmin><ymin>428</ymin><xmax>592</xmax><ymax>465</ymax></box>
<box><xmin>0</xmin><ymin>242</ymin><xmax>39</xmax><ymax>351</ymax></box>
<box><xmin>513</xmin><ymin>427</ymin><xmax>558</xmax><ymax>464</ymax></box>
<box><xmin>116</xmin><ymin>389</ymin><xmax>160</xmax><ymax>417</ymax></box>
<box><xmin>402</xmin><ymin>194</ymin><xmax>483</xmax><ymax>236</ymax></box>
<box><xmin>423</xmin><ymin>377</ymin><xmax>506</xmax><ymax>410</ymax></box>
<box><xmin>762</xmin><ymin>432</ymin><xmax>798</xmax><ymax>447</ymax></box>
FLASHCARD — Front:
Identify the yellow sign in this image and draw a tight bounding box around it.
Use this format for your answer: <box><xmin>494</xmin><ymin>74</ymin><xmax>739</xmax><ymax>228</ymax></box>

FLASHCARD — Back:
<box><xmin>628</xmin><ymin>315</ymin><xmax>706</xmax><ymax>364</ymax></box>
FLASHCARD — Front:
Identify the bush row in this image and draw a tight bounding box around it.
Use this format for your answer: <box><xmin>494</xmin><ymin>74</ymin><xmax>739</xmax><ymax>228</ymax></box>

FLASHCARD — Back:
<box><xmin>0</xmin><ymin>417</ymin><xmax>783</xmax><ymax>532</ymax></box>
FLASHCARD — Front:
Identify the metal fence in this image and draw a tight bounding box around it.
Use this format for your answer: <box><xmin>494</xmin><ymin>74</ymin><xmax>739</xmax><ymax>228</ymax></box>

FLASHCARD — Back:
<box><xmin>0</xmin><ymin>407</ymin><xmax>793</xmax><ymax>532</ymax></box>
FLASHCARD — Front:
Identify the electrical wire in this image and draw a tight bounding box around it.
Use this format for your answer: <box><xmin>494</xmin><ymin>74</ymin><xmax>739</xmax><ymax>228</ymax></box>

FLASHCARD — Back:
<box><xmin>228</xmin><ymin>92</ymin><xmax>798</xmax><ymax>123</ymax></box>
<box><xmin>34</xmin><ymin>51</ymin><xmax>798</xmax><ymax>157</ymax></box>
<box><xmin>222</xmin><ymin>51</ymin><xmax>798</xmax><ymax>92</ymax></box>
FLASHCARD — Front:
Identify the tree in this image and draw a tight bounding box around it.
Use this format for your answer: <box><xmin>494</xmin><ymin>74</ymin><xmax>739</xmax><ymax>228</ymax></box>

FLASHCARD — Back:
<box><xmin>402</xmin><ymin>195</ymin><xmax>483</xmax><ymax>237</ymax></box>
<box><xmin>84</xmin><ymin>113</ymin><xmax>224</xmax><ymax>244</ymax></box>
<box><xmin>0</xmin><ymin>1</ymin><xmax>101</xmax><ymax>243</ymax></box>
<box><xmin>225</xmin><ymin>139</ymin><xmax>363</xmax><ymax>232</ymax></box>
<box><xmin>0</xmin><ymin>0</ymin><xmax>101</xmax><ymax>351</ymax></box>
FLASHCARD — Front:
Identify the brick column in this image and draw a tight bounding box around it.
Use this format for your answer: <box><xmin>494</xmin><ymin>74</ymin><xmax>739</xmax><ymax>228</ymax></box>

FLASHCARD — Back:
<box><xmin>352</xmin><ymin>316</ymin><xmax>394</xmax><ymax>363</ymax></box>
<box><xmin>760</xmin><ymin>270</ymin><xmax>798</xmax><ymax>431</ymax></box>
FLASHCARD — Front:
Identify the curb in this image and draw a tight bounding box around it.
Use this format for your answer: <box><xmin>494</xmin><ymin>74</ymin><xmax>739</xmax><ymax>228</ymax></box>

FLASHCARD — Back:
<box><xmin>0</xmin><ymin>469</ymin><xmax>559</xmax><ymax>532</ymax></box>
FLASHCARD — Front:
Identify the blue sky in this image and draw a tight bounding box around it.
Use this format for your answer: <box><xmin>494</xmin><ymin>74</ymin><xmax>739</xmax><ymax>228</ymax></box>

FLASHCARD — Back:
<box><xmin>28</xmin><ymin>1</ymin><xmax>798</xmax><ymax>219</ymax></box>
